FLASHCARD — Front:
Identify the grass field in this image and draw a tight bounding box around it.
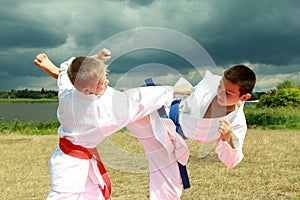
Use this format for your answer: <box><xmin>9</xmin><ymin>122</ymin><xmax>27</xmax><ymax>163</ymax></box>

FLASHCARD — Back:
<box><xmin>0</xmin><ymin>98</ymin><xmax>58</xmax><ymax>104</ymax></box>
<box><xmin>1</xmin><ymin>129</ymin><xmax>299</xmax><ymax>200</ymax></box>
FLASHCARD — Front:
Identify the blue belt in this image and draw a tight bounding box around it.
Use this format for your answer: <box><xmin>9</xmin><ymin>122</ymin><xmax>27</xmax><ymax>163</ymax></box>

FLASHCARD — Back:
<box><xmin>169</xmin><ymin>100</ymin><xmax>187</xmax><ymax>139</ymax></box>
<box><xmin>144</xmin><ymin>78</ymin><xmax>190</xmax><ymax>189</ymax></box>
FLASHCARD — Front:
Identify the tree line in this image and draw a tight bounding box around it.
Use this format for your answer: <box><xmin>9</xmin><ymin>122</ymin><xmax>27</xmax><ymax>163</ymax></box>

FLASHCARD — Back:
<box><xmin>0</xmin><ymin>79</ymin><xmax>299</xmax><ymax>107</ymax></box>
<box><xmin>0</xmin><ymin>88</ymin><xmax>264</xmax><ymax>100</ymax></box>
<box><xmin>0</xmin><ymin>88</ymin><xmax>58</xmax><ymax>99</ymax></box>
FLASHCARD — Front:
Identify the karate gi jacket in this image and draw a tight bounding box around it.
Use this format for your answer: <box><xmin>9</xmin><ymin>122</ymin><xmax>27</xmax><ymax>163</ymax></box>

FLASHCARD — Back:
<box><xmin>178</xmin><ymin>70</ymin><xmax>247</xmax><ymax>168</ymax></box>
<box><xmin>48</xmin><ymin>57</ymin><xmax>175</xmax><ymax>195</ymax></box>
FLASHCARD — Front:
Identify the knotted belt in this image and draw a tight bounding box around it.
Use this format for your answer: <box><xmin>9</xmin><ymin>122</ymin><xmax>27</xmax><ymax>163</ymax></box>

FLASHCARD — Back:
<box><xmin>145</xmin><ymin>78</ymin><xmax>191</xmax><ymax>189</ymax></box>
<box><xmin>59</xmin><ymin>137</ymin><xmax>112</xmax><ymax>199</ymax></box>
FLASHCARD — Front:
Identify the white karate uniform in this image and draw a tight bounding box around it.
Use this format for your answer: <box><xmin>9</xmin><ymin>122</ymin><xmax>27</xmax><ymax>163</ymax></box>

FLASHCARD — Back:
<box><xmin>178</xmin><ymin>70</ymin><xmax>247</xmax><ymax>168</ymax></box>
<box><xmin>129</xmin><ymin>70</ymin><xmax>247</xmax><ymax>199</ymax></box>
<box><xmin>127</xmin><ymin>113</ymin><xmax>189</xmax><ymax>200</ymax></box>
<box><xmin>47</xmin><ymin>57</ymin><xmax>175</xmax><ymax>200</ymax></box>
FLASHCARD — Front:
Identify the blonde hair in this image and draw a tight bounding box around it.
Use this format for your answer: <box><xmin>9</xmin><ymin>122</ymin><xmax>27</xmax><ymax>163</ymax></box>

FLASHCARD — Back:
<box><xmin>67</xmin><ymin>56</ymin><xmax>107</xmax><ymax>92</ymax></box>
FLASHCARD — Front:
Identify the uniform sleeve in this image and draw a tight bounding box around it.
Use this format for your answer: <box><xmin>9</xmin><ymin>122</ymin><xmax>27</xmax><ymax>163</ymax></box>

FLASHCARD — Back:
<box><xmin>215</xmin><ymin>114</ymin><xmax>247</xmax><ymax>168</ymax></box>
<box><xmin>57</xmin><ymin>57</ymin><xmax>75</xmax><ymax>93</ymax></box>
<box><xmin>112</xmin><ymin>86</ymin><xmax>174</xmax><ymax>124</ymax></box>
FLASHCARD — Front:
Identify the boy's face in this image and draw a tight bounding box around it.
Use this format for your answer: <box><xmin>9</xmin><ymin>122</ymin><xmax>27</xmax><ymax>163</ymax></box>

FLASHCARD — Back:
<box><xmin>95</xmin><ymin>74</ymin><xmax>109</xmax><ymax>95</ymax></box>
<box><xmin>216</xmin><ymin>77</ymin><xmax>250</xmax><ymax>107</ymax></box>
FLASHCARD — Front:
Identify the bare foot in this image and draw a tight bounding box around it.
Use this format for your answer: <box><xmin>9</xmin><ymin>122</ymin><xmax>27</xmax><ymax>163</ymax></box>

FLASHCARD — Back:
<box><xmin>90</xmin><ymin>48</ymin><xmax>111</xmax><ymax>61</ymax></box>
<box><xmin>174</xmin><ymin>83</ymin><xmax>194</xmax><ymax>95</ymax></box>
<box><xmin>34</xmin><ymin>53</ymin><xmax>59</xmax><ymax>79</ymax></box>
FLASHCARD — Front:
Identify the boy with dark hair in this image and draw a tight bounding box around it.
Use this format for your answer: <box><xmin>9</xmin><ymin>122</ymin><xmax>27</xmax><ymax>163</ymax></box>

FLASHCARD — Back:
<box><xmin>125</xmin><ymin>64</ymin><xmax>256</xmax><ymax>199</ymax></box>
<box><xmin>172</xmin><ymin>64</ymin><xmax>256</xmax><ymax>167</ymax></box>
<box><xmin>224</xmin><ymin>65</ymin><xmax>256</xmax><ymax>95</ymax></box>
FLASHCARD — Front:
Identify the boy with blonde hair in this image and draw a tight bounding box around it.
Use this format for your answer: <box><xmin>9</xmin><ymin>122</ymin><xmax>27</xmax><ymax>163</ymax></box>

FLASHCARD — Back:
<box><xmin>34</xmin><ymin>49</ymin><xmax>191</xmax><ymax>200</ymax></box>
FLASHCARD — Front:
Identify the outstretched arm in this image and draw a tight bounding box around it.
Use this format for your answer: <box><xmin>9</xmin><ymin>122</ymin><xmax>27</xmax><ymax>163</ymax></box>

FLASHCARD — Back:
<box><xmin>34</xmin><ymin>53</ymin><xmax>59</xmax><ymax>79</ymax></box>
<box><xmin>33</xmin><ymin>48</ymin><xmax>112</xmax><ymax>80</ymax></box>
<box><xmin>33</xmin><ymin>49</ymin><xmax>192</xmax><ymax>95</ymax></box>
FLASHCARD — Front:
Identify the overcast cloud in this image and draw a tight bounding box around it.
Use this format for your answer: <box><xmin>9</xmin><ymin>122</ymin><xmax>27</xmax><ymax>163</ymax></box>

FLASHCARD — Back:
<box><xmin>0</xmin><ymin>0</ymin><xmax>299</xmax><ymax>91</ymax></box>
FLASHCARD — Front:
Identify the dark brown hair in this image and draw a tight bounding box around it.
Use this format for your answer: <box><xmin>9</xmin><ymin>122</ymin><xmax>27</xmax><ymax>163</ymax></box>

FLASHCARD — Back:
<box><xmin>224</xmin><ymin>65</ymin><xmax>256</xmax><ymax>95</ymax></box>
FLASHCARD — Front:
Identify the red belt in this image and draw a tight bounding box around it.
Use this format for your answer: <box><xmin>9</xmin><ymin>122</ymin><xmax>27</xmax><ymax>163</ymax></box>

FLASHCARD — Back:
<box><xmin>59</xmin><ymin>137</ymin><xmax>112</xmax><ymax>199</ymax></box>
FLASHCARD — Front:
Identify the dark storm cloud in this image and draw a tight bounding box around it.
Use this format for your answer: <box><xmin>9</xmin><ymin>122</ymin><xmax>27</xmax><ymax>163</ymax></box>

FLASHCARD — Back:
<box><xmin>108</xmin><ymin>0</ymin><xmax>156</xmax><ymax>7</ymax></box>
<box><xmin>107</xmin><ymin>49</ymin><xmax>195</xmax><ymax>74</ymax></box>
<box><xmin>0</xmin><ymin>23</ymin><xmax>67</xmax><ymax>48</ymax></box>
<box><xmin>0</xmin><ymin>1</ymin><xmax>69</xmax><ymax>48</ymax></box>
<box><xmin>189</xmin><ymin>0</ymin><xmax>300</xmax><ymax>66</ymax></box>
<box><xmin>0</xmin><ymin>0</ymin><xmax>299</xmax><ymax>91</ymax></box>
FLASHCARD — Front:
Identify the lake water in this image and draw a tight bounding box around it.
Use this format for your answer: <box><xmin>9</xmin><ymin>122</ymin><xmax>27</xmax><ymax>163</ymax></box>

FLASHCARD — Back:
<box><xmin>0</xmin><ymin>101</ymin><xmax>256</xmax><ymax>122</ymax></box>
<box><xmin>0</xmin><ymin>103</ymin><xmax>58</xmax><ymax>121</ymax></box>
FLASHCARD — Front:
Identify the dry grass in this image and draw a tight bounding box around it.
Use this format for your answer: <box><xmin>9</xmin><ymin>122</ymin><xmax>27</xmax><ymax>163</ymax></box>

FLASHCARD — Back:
<box><xmin>0</xmin><ymin>135</ymin><xmax>57</xmax><ymax>199</ymax></box>
<box><xmin>0</xmin><ymin>130</ymin><xmax>299</xmax><ymax>200</ymax></box>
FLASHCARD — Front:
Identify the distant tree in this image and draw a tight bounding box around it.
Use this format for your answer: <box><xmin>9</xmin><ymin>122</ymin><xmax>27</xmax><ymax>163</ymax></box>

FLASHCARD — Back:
<box><xmin>0</xmin><ymin>88</ymin><xmax>58</xmax><ymax>99</ymax></box>
<box><xmin>256</xmin><ymin>92</ymin><xmax>267</xmax><ymax>99</ymax></box>
<box><xmin>276</xmin><ymin>80</ymin><xmax>297</xmax><ymax>90</ymax></box>
<box><xmin>257</xmin><ymin>79</ymin><xmax>300</xmax><ymax>108</ymax></box>
<box><xmin>9</xmin><ymin>90</ymin><xmax>17</xmax><ymax>98</ymax></box>
<box><xmin>0</xmin><ymin>91</ymin><xmax>9</xmax><ymax>98</ymax></box>
<box><xmin>41</xmin><ymin>87</ymin><xmax>46</xmax><ymax>94</ymax></box>
<box><xmin>249</xmin><ymin>92</ymin><xmax>259</xmax><ymax>101</ymax></box>
<box><xmin>257</xmin><ymin>93</ymin><xmax>275</xmax><ymax>107</ymax></box>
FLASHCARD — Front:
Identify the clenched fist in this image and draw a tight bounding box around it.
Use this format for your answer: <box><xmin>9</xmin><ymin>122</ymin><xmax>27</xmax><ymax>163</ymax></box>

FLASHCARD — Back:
<box><xmin>219</xmin><ymin>120</ymin><xmax>233</xmax><ymax>146</ymax></box>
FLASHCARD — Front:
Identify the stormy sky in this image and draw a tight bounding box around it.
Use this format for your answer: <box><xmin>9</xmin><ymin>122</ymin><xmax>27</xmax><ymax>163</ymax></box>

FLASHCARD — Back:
<box><xmin>0</xmin><ymin>0</ymin><xmax>299</xmax><ymax>92</ymax></box>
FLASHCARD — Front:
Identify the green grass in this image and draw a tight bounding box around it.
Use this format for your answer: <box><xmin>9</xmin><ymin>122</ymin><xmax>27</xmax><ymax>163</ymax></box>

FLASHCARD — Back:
<box><xmin>244</xmin><ymin>105</ymin><xmax>300</xmax><ymax>130</ymax></box>
<box><xmin>0</xmin><ymin>119</ymin><xmax>59</xmax><ymax>135</ymax></box>
<box><xmin>0</xmin><ymin>98</ymin><xmax>58</xmax><ymax>104</ymax></box>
